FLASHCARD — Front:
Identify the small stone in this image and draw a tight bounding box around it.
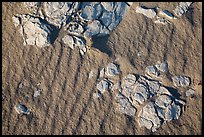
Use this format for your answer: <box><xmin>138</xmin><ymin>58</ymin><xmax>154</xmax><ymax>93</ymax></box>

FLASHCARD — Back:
<box><xmin>122</xmin><ymin>74</ymin><xmax>136</xmax><ymax>88</ymax></box>
<box><xmin>155</xmin><ymin>94</ymin><xmax>172</xmax><ymax>109</ymax></box>
<box><xmin>12</xmin><ymin>16</ymin><xmax>20</xmax><ymax>27</ymax></box>
<box><xmin>34</xmin><ymin>90</ymin><xmax>42</xmax><ymax>98</ymax></box>
<box><xmin>88</xmin><ymin>69</ymin><xmax>97</xmax><ymax>79</ymax></box>
<box><xmin>185</xmin><ymin>88</ymin><xmax>195</xmax><ymax>97</ymax></box>
<box><xmin>80</xmin><ymin>3</ymin><xmax>103</xmax><ymax>21</ymax></box>
<box><xmin>116</xmin><ymin>94</ymin><xmax>136</xmax><ymax>116</ymax></box>
<box><xmin>15</xmin><ymin>104</ymin><xmax>30</xmax><ymax>115</ymax></box>
<box><xmin>84</xmin><ymin>20</ymin><xmax>102</xmax><ymax>38</ymax></box>
<box><xmin>62</xmin><ymin>35</ymin><xmax>74</xmax><ymax>49</ymax></box>
<box><xmin>172</xmin><ymin>75</ymin><xmax>190</xmax><ymax>87</ymax></box>
<box><xmin>96</xmin><ymin>79</ymin><xmax>113</xmax><ymax>93</ymax></box>
<box><xmin>18</xmin><ymin>81</ymin><xmax>24</xmax><ymax>89</ymax></box>
<box><xmin>105</xmin><ymin>63</ymin><xmax>120</xmax><ymax>77</ymax></box>
<box><xmin>145</xmin><ymin>65</ymin><xmax>160</xmax><ymax>78</ymax></box>
<box><xmin>66</xmin><ymin>22</ymin><xmax>84</xmax><ymax>35</ymax></box>
<box><xmin>173</xmin><ymin>2</ymin><xmax>192</xmax><ymax>17</ymax></box>
<box><xmin>134</xmin><ymin>83</ymin><xmax>150</xmax><ymax>101</ymax></box>
<box><xmin>155</xmin><ymin>62</ymin><xmax>168</xmax><ymax>73</ymax></box>
<box><xmin>135</xmin><ymin>6</ymin><xmax>157</xmax><ymax>19</ymax></box>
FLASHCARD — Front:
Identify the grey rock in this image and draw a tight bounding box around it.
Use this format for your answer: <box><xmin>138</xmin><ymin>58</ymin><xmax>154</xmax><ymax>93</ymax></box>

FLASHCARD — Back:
<box><xmin>13</xmin><ymin>14</ymin><xmax>52</xmax><ymax>48</ymax></box>
<box><xmin>121</xmin><ymin>74</ymin><xmax>136</xmax><ymax>88</ymax></box>
<box><xmin>96</xmin><ymin>79</ymin><xmax>113</xmax><ymax>93</ymax></box>
<box><xmin>100</xmin><ymin>11</ymin><xmax>113</xmax><ymax>27</ymax></box>
<box><xmin>155</xmin><ymin>62</ymin><xmax>168</xmax><ymax>73</ymax></box>
<box><xmin>172</xmin><ymin>75</ymin><xmax>190</xmax><ymax>87</ymax></box>
<box><xmin>138</xmin><ymin>101</ymin><xmax>162</xmax><ymax>132</ymax></box>
<box><xmin>115</xmin><ymin>94</ymin><xmax>136</xmax><ymax>116</ymax></box>
<box><xmin>101</xmin><ymin>2</ymin><xmax>115</xmax><ymax>12</ymax></box>
<box><xmin>158</xmin><ymin>10</ymin><xmax>176</xmax><ymax>20</ymax></box>
<box><xmin>62</xmin><ymin>35</ymin><xmax>75</xmax><ymax>49</ymax></box>
<box><xmin>84</xmin><ymin>20</ymin><xmax>102</xmax><ymax>38</ymax></box>
<box><xmin>66</xmin><ymin>22</ymin><xmax>84</xmax><ymax>36</ymax></box>
<box><xmin>173</xmin><ymin>2</ymin><xmax>192</xmax><ymax>17</ymax></box>
<box><xmin>80</xmin><ymin>3</ymin><xmax>103</xmax><ymax>21</ymax></box>
<box><xmin>185</xmin><ymin>88</ymin><xmax>195</xmax><ymax>97</ymax></box>
<box><xmin>43</xmin><ymin>2</ymin><xmax>73</xmax><ymax>28</ymax></box>
<box><xmin>105</xmin><ymin>63</ymin><xmax>120</xmax><ymax>77</ymax></box>
<box><xmin>155</xmin><ymin>94</ymin><xmax>172</xmax><ymax>109</ymax></box>
<box><xmin>145</xmin><ymin>65</ymin><xmax>160</xmax><ymax>78</ymax></box>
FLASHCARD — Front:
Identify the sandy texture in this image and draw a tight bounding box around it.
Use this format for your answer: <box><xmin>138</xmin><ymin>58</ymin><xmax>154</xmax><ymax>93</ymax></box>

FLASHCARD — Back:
<box><xmin>2</xmin><ymin>2</ymin><xmax>202</xmax><ymax>135</ymax></box>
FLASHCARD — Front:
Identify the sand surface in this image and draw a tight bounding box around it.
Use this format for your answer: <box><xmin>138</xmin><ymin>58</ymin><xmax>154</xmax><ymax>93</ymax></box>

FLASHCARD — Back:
<box><xmin>2</xmin><ymin>2</ymin><xmax>202</xmax><ymax>135</ymax></box>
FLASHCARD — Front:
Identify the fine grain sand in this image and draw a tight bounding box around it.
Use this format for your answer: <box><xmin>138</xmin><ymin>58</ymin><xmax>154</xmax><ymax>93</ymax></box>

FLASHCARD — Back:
<box><xmin>2</xmin><ymin>2</ymin><xmax>202</xmax><ymax>135</ymax></box>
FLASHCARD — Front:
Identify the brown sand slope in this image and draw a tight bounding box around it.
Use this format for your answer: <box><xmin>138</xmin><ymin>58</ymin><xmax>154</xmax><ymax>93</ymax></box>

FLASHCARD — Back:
<box><xmin>2</xmin><ymin>2</ymin><xmax>202</xmax><ymax>135</ymax></box>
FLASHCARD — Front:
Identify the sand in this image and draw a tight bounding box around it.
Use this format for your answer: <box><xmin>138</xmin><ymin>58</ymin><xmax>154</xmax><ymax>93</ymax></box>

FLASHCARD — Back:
<box><xmin>2</xmin><ymin>2</ymin><xmax>202</xmax><ymax>135</ymax></box>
